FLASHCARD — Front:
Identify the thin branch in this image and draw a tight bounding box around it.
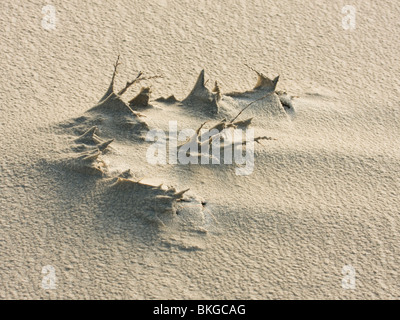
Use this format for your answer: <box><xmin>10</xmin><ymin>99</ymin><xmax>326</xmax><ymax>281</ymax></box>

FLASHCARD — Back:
<box><xmin>111</xmin><ymin>55</ymin><xmax>121</xmax><ymax>85</ymax></box>
<box><xmin>195</xmin><ymin>121</ymin><xmax>209</xmax><ymax>136</ymax></box>
<box><xmin>117</xmin><ymin>73</ymin><xmax>163</xmax><ymax>97</ymax></box>
<box><xmin>244</xmin><ymin>63</ymin><xmax>261</xmax><ymax>76</ymax></box>
<box><xmin>230</xmin><ymin>92</ymin><xmax>273</xmax><ymax>123</ymax></box>
<box><xmin>177</xmin><ymin>121</ymin><xmax>209</xmax><ymax>148</ymax></box>
<box><xmin>254</xmin><ymin>136</ymin><xmax>277</xmax><ymax>143</ymax></box>
<box><xmin>117</xmin><ymin>71</ymin><xmax>143</xmax><ymax>96</ymax></box>
<box><xmin>141</xmin><ymin>75</ymin><xmax>164</xmax><ymax>82</ymax></box>
<box><xmin>232</xmin><ymin>136</ymin><xmax>277</xmax><ymax>147</ymax></box>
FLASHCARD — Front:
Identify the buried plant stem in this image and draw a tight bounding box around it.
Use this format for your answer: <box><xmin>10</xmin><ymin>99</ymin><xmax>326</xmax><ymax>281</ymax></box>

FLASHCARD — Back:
<box><xmin>196</xmin><ymin>121</ymin><xmax>209</xmax><ymax>135</ymax></box>
<box><xmin>244</xmin><ymin>63</ymin><xmax>263</xmax><ymax>78</ymax></box>
<box><xmin>108</xmin><ymin>55</ymin><xmax>163</xmax><ymax>97</ymax></box>
<box><xmin>230</xmin><ymin>92</ymin><xmax>274</xmax><ymax>123</ymax></box>
<box><xmin>117</xmin><ymin>73</ymin><xmax>164</xmax><ymax>96</ymax></box>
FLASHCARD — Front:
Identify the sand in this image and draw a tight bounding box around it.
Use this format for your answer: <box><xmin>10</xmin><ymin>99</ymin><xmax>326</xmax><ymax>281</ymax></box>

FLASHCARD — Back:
<box><xmin>0</xmin><ymin>0</ymin><xmax>399</xmax><ymax>299</ymax></box>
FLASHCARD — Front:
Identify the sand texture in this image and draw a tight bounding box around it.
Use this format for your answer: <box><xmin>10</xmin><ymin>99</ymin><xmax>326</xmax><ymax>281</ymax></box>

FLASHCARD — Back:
<box><xmin>1</xmin><ymin>0</ymin><xmax>399</xmax><ymax>299</ymax></box>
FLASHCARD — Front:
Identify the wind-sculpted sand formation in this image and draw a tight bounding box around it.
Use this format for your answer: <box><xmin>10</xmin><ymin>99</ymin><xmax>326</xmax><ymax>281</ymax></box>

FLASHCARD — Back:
<box><xmin>52</xmin><ymin>56</ymin><xmax>295</xmax><ymax>247</ymax></box>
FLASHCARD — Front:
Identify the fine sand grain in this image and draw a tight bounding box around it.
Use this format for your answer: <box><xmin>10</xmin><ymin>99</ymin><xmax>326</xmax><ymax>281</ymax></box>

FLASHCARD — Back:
<box><xmin>0</xmin><ymin>0</ymin><xmax>399</xmax><ymax>299</ymax></box>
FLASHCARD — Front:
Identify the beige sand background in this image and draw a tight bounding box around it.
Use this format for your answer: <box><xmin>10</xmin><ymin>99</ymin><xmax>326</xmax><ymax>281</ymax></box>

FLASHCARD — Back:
<box><xmin>0</xmin><ymin>0</ymin><xmax>399</xmax><ymax>299</ymax></box>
